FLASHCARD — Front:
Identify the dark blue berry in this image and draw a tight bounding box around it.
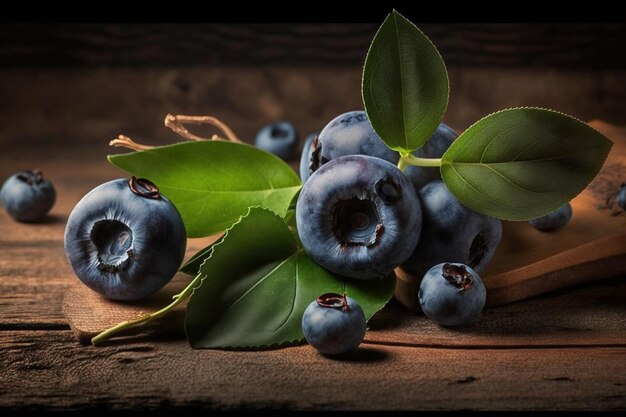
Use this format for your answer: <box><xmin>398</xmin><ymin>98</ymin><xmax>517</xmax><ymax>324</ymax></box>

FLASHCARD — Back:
<box><xmin>419</xmin><ymin>262</ymin><xmax>486</xmax><ymax>326</ymax></box>
<box><xmin>404</xmin><ymin>123</ymin><xmax>458</xmax><ymax>192</ymax></box>
<box><xmin>64</xmin><ymin>177</ymin><xmax>187</xmax><ymax>301</ymax></box>
<box><xmin>296</xmin><ymin>155</ymin><xmax>421</xmax><ymax>279</ymax></box>
<box><xmin>529</xmin><ymin>203</ymin><xmax>572</xmax><ymax>231</ymax></box>
<box><xmin>617</xmin><ymin>184</ymin><xmax>626</xmax><ymax>210</ymax></box>
<box><xmin>402</xmin><ymin>180</ymin><xmax>502</xmax><ymax>280</ymax></box>
<box><xmin>302</xmin><ymin>293</ymin><xmax>366</xmax><ymax>355</ymax></box>
<box><xmin>0</xmin><ymin>170</ymin><xmax>56</xmax><ymax>222</ymax></box>
<box><xmin>254</xmin><ymin>121</ymin><xmax>299</xmax><ymax>160</ymax></box>
<box><xmin>299</xmin><ymin>133</ymin><xmax>318</xmax><ymax>183</ymax></box>
<box><xmin>308</xmin><ymin>110</ymin><xmax>399</xmax><ymax>175</ymax></box>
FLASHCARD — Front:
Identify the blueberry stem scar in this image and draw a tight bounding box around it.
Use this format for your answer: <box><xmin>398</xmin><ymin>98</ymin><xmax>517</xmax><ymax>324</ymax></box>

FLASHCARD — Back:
<box><xmin>164</xmin><ymin>114</ymin><xmax>242</xmax><ymax>143</ymax></box>
<box><xmin>316</xmin><ymin>292</ymin><xmax>351</xmax><ymax>312</ymax></box>
<box><xmin>17</xmin><ymin>170</ymin><xmax>44</xmax><ymax>185</ymax></box>
<box><xmin>398</xmin><ymin>155</ymin><xmax>442</xmax><ymax>171</ymax></box>
<box><xmin>91</xmin><ymin>272</ymin><xmax>203</xmax><ymax>346</ymax></box>
<box><xmin>442</xmin><ymin>263</ymin><xmax>473</xmax><ymax>291</ymax></box>
<box><xmin>128</xmin><ymin>176</ymin><xmax>160</xmax><ymax>199</ymax></box>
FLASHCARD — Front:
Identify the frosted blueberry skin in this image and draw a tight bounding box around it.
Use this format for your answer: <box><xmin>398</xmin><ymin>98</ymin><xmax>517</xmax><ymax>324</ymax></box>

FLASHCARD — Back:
<box><xmin>308</xmin><ymin>110</ymin><xmax>399</xmax><ymax>176</ymax></box>
<box><xmin>254</xmin><ymin>121</ymin><xmax>299</xmax><ymax>160</ymax></box>
<box><xmin>299</xmin><ymin>133</ymin><xmax>318</xmax><ymax>183</ymax></box>
<box><xmin>0</xmin><ymin>170</ymin><xmax>56</xmax><ymax>222</ymax></box>
<box><xmin>296</xmin><ymin>155</ymin><xmax>422</xmax><ymax>279</ymax></box>
<box><xmin>302</xmin><ymin>294</ymin><xmax>366</xmax><ymax>355</ymax></box>
<box><xmin>617</xmin><ymin>185</ymin><xmax>626</xmax><ymax>210</ymax></box>
<box><xmin>529</xmin><ymin>203</ymin><xmax>572</xmax><ymax>231</ymax></box>
<box><xmin>401</xmin><ymin>180</ymin><xmax>502</xmax><ymax>280</ymax></box>
<box><xmin>404</xmin><ymin>123</ymin><xmax>458</xmax><ymax>192</ymax></box>
<box><xmin>64</xmin><ymin>178</ymin><xmax>187</xmax><ymax>301</ymax></box>
<box><xmin>419</xmin><ymin>262</ymin><xmax>486</xmax><ymax>327</ymax></box>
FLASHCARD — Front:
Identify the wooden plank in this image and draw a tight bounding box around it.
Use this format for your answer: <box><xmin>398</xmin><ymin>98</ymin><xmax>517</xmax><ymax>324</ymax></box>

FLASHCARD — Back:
<box><xmin>61</xmin><ymin>274</ymin><xmax>626</xmax><ymax>347</ymax></box>
<box><xmin>0</xmin><ymin>331</ymin><xmax>624</xmax><ymax>411</ymax></box>
<box><xmin>1</xmin><ymin>24</ymin><xmax>625</xmax><ymax>69</ymax></box>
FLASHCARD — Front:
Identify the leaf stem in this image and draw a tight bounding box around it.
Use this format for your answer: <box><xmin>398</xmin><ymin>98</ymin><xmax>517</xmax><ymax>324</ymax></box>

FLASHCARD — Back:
<box><xmin>400</xmin><ymin>155</ymin><xmax>442</xmax><ymax>168</ymax></box>
<box><xmin>91</xmin><ymin>273</ymin><xmax>203</xmax><ymax>346</ymax></box>
<box><xmin>397</xmin><ymin>157</ymin><xmax>408</xmax><ymax>172</ymax></box>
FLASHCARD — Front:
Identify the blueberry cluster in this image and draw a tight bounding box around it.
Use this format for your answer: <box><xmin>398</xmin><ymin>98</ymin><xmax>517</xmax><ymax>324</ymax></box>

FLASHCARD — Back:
<box><xmin>294</xmin><ymin>110</ymin><xmax>501</xmax><ymax>354</ymax></box>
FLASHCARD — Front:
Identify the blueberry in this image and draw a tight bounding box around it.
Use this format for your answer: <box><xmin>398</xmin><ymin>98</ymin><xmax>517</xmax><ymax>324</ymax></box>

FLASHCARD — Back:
<box><xmin>302</xmin><ymin>293</ymin><xmax>366</xmax><ymax>355</ymax></box>
<box><xmin>307</xmin><ymin>111</ymin><xmax>399</xmax><ymax>177</ymax></box>
<box><xmin>296</xmin><ymin>155</ymin><xmax>421</xmax><ymax>279</ymax></box>
<box><xmin>254</xmin><ymin>121</ymin><xmax>299</xmax><ymax>160</ymax></box>
<box><xmin>299</xmin><ymin>133</ymin><xmax>318</xmax><ymax>183</ymax></box>
<box><xmin>419</xmin><ymin>262</ymin><xmax>486</xmax><ymax>326</ymax></box>
<box><xmin>529</xmin><ymin>203</ymin><xmax>572</xmax><ymax>231</ymax></box>
<box><xmin>0</xmin><ymin>170</ymin><xmax>56</xmax><ymax>222</ymax></box>
<box><xmin>64</xmin><ymin>177</ymin><xmax>187</xmax><ymax>301</ymax></box>
<box><xmin>617</xmin><ymin>184</ymin><xmax>626</xmax><ymax>210</ymax></box>
<box><xmin>401</xmin><ymin>180</ymin><xmax>502</xmax><ymax>280</ymax></box>
<box><xmin>404</xmin><ymin>123</ymin><xmax>458</xmax><ymax>192</ymax></box>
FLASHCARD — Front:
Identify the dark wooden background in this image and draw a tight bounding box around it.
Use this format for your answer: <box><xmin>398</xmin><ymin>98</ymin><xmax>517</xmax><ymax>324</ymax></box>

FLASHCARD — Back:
<box><xmin>1</xmin><ymin>23</ymin><xmax>626</xmax><ymax>157</ymax></box>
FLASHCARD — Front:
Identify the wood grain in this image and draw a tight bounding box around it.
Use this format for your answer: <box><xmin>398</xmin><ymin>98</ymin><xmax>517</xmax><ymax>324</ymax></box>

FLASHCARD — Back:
<box><xmin>1</xmin><ymin>24</ymin><xmax>625</xmax><ymax>69</ymax></box>
<box><xmin>1</xmin><ymin>331</ymin><xmax>625</xmax><ymax>411</ymax></box>
<box><xmin>2</xmin><ymin>68</ymin><xmax>626</xmax><ymax>153</ymax></box>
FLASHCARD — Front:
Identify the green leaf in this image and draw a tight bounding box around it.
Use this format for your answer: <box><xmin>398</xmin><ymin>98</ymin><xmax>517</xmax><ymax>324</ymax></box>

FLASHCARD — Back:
<box><xmin>185</xmin><ymin>207</ymin><xmax>394</xmax><ymax>349</ymax></box>
<box><xmin>362</xmin><ymin>9</ymin><xmax>449</xmax><ymax>154</ymax></box>
<box><xmin>108</xmin><ymin>141</ymin><xmax>302</xmax><ymax>237</ymax></box>
<box><xmin>180</xmin><ymin>242</ymin><xmax>217</xmax><ymax>276</ymax></box>
<box><xmin>441</xmin><ymin>108</ymin><xmax>613</xmax><ymax>221</ymax></box>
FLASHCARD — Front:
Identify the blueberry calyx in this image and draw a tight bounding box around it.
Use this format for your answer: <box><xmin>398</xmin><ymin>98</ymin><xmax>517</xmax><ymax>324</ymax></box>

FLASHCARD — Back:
<box><xmin>128</xmin><ymin>176</ymin><xmax>160</xmax><ymax>199</ymax></box>
<box><xmin>309</xmin><ymin>136</ymin><xmax>327</xmax><ymax>174</ymax></box>
<box><xmin>316</xmin><ymin>292</ymin><xmax>351</xmax><ymax>312</ymax></box>
<box><xmin>442</xmin><ymin>263</ymin><xmax>473</xmax><ymax>291</ymax></box>
<box><xmin>468</xmin><ymin>233</ymin><xmax>487</xmax><ymax>268</ymax></box>
<box><xmin>375</xmin><ymin>177</ymin><xmax>402</xmax><ymax>203</ymax></box>
<box><xmin>331</xmin><ymin>198</ymin><xmax>383</xmax><ymax>247</ymax></box>
<box><xmin>16</xmin><ymin>170</ymin><xmax>44</xmax><ymax>185</ymax></box>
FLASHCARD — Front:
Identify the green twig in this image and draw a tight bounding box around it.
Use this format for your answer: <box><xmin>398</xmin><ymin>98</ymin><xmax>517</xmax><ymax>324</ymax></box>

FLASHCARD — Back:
<box><xmin>91</xmin><ymin>273</ymin><xmax>203</xmax><ymax>346</ymax></box>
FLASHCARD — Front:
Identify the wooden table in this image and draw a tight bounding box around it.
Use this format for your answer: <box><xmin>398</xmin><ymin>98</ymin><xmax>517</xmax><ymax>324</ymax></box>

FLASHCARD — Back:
<box><xmin>1</xmin><ymin>144</ymin><xmax>626</xmax><ymax>412</ymax></box>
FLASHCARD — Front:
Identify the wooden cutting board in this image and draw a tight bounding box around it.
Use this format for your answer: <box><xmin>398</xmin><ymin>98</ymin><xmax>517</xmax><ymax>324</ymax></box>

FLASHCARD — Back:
<box><xmin>396</xmin><ymin>120</ymin><xmax>626</xmax><ymax>310</ymax></box>
<box><xmin>64</xmin><ymin>120</ymin><xmax>626</xmax><ymax>342</ymax></box>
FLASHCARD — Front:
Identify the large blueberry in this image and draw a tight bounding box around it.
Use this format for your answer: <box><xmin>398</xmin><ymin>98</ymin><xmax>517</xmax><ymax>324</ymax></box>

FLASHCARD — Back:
<box><xmin>419</xmin><ymin>262</ymin><xmax>486</xmax><ymax>327</ymax></box>
<box><xmin>302</xmin><ymin>293</ymin><xmax>366</xmax><ymax>355</ymax></box>
<box><xmin>404</xmin><ymin>123</ymin><xmax>458</xmax><ymax>192</ymax></box>
<box><xmin>254</xmin><ymin>121</ymin><xmax>299</xmax><ymax>160</ymax></box>
<box><xmin>299</xmin><ymin>133</ymin><xmax>318</xmax><ymax>183</ymax></box>
<box><xmin>617</xmin><ymin>184</ymin><xmax>626</xmax><ymax>210</ymax></box>
<box><xmin>401</xmin><ymin>180</ymin><xmax>502</xmax><ymax>280</ymax></box>
<box><xmin>297</xmin><ymin>155</ymin><xmax>421</xmax><ymax>279</ymax></box>
<box><xmin>0</xmin><ymin>170</ymin><xmax>56</xmax><ymax>222</ymax></box>
<box><xmin>306</xmin><ymin>111</ymin><xmax>399</xmax><ymax>178</ymax></box>
<box><xmin>529</xmin><ymin>203</ymin><xmax>572</xmax><ymax>231</ymax></box>
<box><xmin>64</xmin><ymin>177</ymin><xmax>187</xmax><ymax>301</ymax></box>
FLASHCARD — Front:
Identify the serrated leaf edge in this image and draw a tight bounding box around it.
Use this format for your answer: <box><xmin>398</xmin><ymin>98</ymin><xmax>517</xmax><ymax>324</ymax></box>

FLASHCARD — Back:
<box><xmin>361</xmin><ymin>9</ymin><xmax>450</xmax><ymax>154</ymax></box>
<box><xmin>441</xmin><ymin>106</ymin><xmax>613</xmax><ymax>221</ymax></box>
<box><xmin>184</xmin><ymin>206</ymin><xmax>305</xmax><ymax>350</ymax></box>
